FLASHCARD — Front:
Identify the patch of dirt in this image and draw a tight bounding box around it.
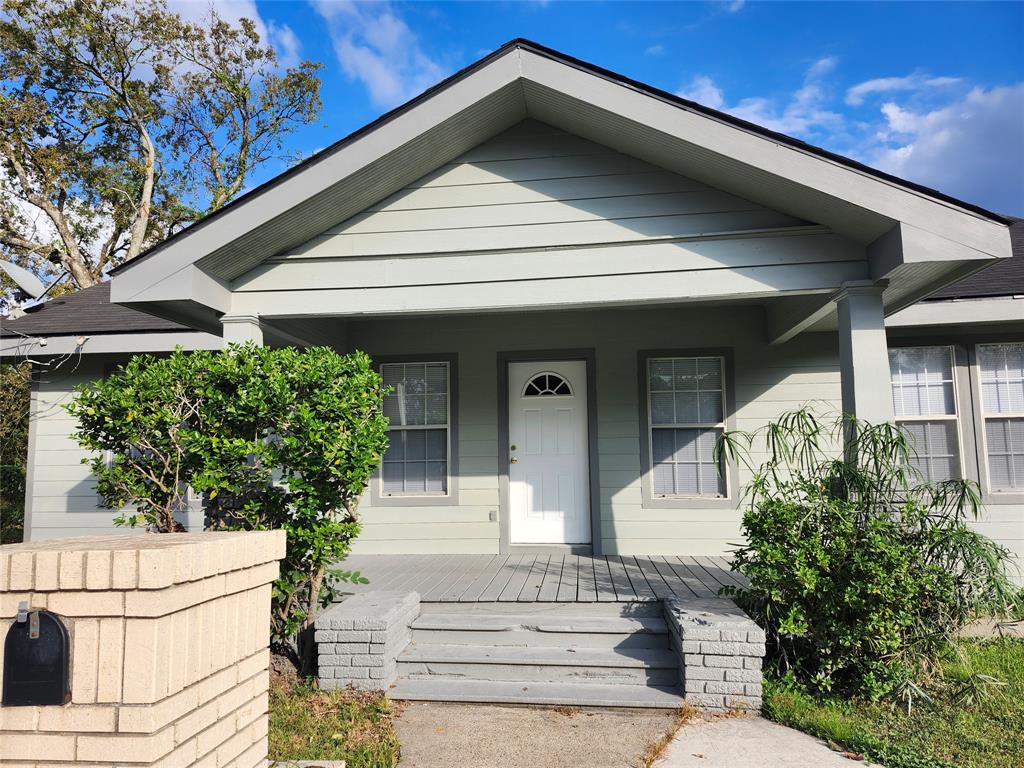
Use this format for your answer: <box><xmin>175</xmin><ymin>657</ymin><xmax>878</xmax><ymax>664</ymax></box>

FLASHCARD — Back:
<box><xmin>271</xmin><ymin>650</ymin><xmax>301</xmax><ymax>688</ymax></box>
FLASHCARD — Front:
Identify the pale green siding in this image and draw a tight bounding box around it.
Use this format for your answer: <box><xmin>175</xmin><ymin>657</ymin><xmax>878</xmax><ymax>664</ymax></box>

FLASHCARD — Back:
<box><xmin>348</xmin><ymin>304</ymin><xmax>843</xmax><ymax>556</ymax></box>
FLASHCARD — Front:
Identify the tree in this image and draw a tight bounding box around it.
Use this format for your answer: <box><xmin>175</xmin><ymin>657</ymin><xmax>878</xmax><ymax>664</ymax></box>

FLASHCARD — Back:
<box><xmin>69</xmin><ymin>345</ymin><xmax>390</xmax><ymax>673</ymax></box>
<box><xmin>0</xmin><ymin>362</ymin><xmax>30</xmax><ymax>543</ymax></box>
<box><xmin>0</xmin><ymin>0</ymin><xmax>321</xmax><ymax>294</ymax></box>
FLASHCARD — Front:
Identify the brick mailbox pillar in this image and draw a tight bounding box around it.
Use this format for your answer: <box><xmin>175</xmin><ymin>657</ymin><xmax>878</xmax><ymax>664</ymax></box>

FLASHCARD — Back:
<box><xmin>0</xmin><ymin>531</ymin><xmax>285</xmax><ymax>767</ymax></box>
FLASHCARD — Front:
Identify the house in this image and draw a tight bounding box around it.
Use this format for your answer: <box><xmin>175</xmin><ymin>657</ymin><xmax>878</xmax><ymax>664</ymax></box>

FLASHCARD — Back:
<box><xmin>1</xmin><ymin>39</ymin><xmax>1020</xmax><ymax>707</ymax></box>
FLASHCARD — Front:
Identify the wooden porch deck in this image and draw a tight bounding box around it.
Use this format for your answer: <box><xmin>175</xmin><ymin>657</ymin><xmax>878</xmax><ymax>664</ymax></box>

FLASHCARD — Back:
<box><xmin>338</xmin><ymin>554</ymin><xmax>747</xmax><ymax>603</ymax></box>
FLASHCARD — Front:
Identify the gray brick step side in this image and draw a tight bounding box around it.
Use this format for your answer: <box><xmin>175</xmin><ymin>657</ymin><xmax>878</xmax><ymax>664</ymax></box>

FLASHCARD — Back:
<box><xmin>388</xmin><ymin>678</ymin><xmax>685</xmax><ymax>708</ymax></box>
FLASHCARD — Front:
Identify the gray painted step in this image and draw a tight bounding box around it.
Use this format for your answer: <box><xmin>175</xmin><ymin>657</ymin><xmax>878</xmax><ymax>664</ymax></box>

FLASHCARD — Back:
<box><xmin>419</xmin><ymin>601</ymin><xmax>664</xmax><ymax>617</ymax></box>
<box><xmin>408</xmin><ymin>629</ymin><xmax>666</xmax><ymax>649</ymax></box>
<box><xmin>398</xmin><ymin>644</ymin><xmax>679</xmax><ymax>685</ymax></box>
<box><xmin>400</xmin><ymin>644</ymin><xmax>677</xmax><ymax>667</ymax></box>
<box><xmin>411</xmin><ymin>614</ymin><xmax>668</xmax><ymax>633</ymax></box>
<box><xmin>388</xmin><ymin>678</ymin><xmax>685</xmax><ymax>708</ymax></box>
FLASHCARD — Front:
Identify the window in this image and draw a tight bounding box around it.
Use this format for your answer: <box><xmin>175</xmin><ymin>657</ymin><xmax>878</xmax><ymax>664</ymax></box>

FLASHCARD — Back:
<box><xmin>977</xmin><ymin>343</ymin><xmax>1024</xmax><ymax>491</ymax></box>
<box><xmin>888</xmin><ymin>346</ymin><xmax>960</xmax><ymax>481</ymax></box>
<box><xmin>523</xmin><ymin>373</ymin><xmax>572</xmax><ymax>397</ymax></box>
<box><xmin>380</xmin><ymin>362</ymin><xmax>450</xmax><ymax>495</ymax></box>
<box><xmin>646</xmin><ymin>356</ymin><xmax>726</xmax><ymax>497</ymax></box>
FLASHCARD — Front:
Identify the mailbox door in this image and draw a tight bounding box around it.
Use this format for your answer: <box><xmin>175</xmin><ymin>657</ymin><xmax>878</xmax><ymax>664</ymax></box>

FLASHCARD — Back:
<box><xmin>2</xmin><ymin>610</ymin><xmax>70</xmax><ymax>706</ymax></box>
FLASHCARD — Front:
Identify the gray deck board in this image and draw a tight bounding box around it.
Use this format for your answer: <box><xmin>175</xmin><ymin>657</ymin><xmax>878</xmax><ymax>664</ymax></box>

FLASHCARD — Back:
<box><xmin>517</xmin><ymin>555</ymin><xmax>551</xmax><ymax>602</ymax></box>
<box><xmin>499</xmin><ymin>555</ymin><xmax>537</xmax><ymax>601</ymax></box>
<box><xmin>338</xmin><ymin>553</ymin><xmax>744</xmax><ymax>603</ymax></box>
<box><xmin>555</xmin><ymin>555</ymin><xmax>580</xmax><ymax>601</ymax></box>
<box><xmin>536</xmin><ymin>554</ymin><xmax>564</xmax><ymax>602</ymax></box>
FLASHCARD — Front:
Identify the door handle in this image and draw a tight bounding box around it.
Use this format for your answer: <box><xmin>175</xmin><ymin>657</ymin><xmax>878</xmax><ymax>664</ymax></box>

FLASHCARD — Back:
<box><xmin>510</xmin><ymin>457</ymin><xmax>518</xmax><ymax>464</ymax></box>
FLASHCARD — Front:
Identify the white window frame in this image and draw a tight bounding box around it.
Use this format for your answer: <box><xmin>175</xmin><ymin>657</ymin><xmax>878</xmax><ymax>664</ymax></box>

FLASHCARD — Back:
<box><xmin>378</xmin><ymin>359</ymin><xmax>453</xmax><ymax>499</ymax></box>
<box><xmin>975</xmin><ymin>342</ymin><xmax>1024</xmax><ymax>493</ymax></box>
<box><xmin>888</xmin><ymin>345</ymin><xmax>964</xmax><ymax>482</ymax></box>
<box><xmin>644</xmin><ymin>354</ymin><xmax>729</xmax><ymax>500</ymax></box>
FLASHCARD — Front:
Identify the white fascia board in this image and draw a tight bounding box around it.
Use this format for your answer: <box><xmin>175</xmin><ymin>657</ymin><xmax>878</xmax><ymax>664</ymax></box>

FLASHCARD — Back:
<box><xmin>111</xmin><ymin>264</ymin><xmax>232</xmax><ymax>312</ymax></box>
<box><xmin>518</xmin><ymin>50</ymin><xmax>1011</xmax><ymax>261</ymax></box>
<box><xmin>886</xmin><ymin>297</ymin><xmax>1024</xmax><ymax>328</ymax></box>
<box><xmin>110</xmin><ymin>50</ymin><xmax>523</xmax><ymax>300</ymax></box>
<box><xmin>0</xmin><ymin>331</ymin><xmax>222</xmax><ymax>358</ymax></box>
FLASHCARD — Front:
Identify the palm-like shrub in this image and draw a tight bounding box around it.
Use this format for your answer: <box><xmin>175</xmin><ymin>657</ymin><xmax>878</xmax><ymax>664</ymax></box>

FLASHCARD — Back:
<box><xmin>719</xmin><ymin>409</ymin><xmax>1016</xmax><ymax>700</ymax></box>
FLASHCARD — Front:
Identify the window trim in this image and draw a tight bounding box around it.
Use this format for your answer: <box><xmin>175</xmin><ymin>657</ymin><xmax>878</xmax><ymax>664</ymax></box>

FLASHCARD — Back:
<box><xmin>371</xmin><ymin>353</ymin><xmax>459</xmax><ymax>507</ymax></box>
<box><xmin>973</xmin><ymin>341</ymin><xmax>1024</xmax><ymax>501</ymax></box>
<box><xmin>638</xmin><ymin>348</ymin><xmax>737</xmax><ymax>510</ymax></box>
<box><xmin>888</xmin><ymin>344</ymin><xmax>965</xmax><ymax>482</ymax></box>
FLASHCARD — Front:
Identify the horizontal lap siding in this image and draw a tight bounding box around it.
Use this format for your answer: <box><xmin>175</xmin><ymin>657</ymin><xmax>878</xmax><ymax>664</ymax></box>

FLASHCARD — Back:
<box><xmin>347</xmin><ymin>305</ymin><xmax>844</xmax><ymax>555</ymax></box>
<box><xmin>24</xmin><ymin>356</ymin><xmax>203</xmax><ymax>541</ymax></box>
<box><xmin>231</xmin><ymin>120</ymin><xmax>863</xmax><ymax>317</ymax></box>
<box><xmin>24</xmin><ymin>359</ymin><xmax>114</xmax><ymax>539</ymax></box>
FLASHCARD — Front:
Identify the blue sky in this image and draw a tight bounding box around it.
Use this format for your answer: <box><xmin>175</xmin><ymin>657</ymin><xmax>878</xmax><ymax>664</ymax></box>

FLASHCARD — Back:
<box><xmin>183</xmin><ymin>1</ymin><xmax>1024</xmax><ymax>215</ymax></box>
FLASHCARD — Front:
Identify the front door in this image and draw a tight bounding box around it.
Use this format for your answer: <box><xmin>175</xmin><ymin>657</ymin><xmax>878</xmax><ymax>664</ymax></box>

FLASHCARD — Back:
<box><xmin>508</xmin><ymin>360</ymin><xmax>591</xmax><ymax>545</ymax></box>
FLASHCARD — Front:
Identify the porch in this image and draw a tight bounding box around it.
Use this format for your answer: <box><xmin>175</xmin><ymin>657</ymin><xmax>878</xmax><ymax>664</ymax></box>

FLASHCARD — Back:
<box><xmin>339</xmin><ymin>553</ymin><xmax>747</xmax><ymax>602</ymax></box>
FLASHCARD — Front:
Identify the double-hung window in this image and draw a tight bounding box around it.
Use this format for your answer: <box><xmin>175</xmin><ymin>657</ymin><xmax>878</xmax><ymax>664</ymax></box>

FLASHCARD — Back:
<box><xmin>977</xmin><ymin>343</ymin><xmax>1024</xmax><ymax>491</ymax></box>
<box><xmin>646</xmin><ymin>356</ymin><xmax>727</xmax><ymax>497</ymax></box>
<box><xmin>888</xmin><ymin>346</ymin><xmax>961</xmax><ymax>481</ymax></box>
<box><xmin>380</xmin><ymin>361</ymin><xmax>450</xmax><ymax>496</ymax></box>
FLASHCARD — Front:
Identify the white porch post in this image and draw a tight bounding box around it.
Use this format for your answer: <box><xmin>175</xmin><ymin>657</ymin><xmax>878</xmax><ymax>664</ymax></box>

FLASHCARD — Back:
<box><xmin>221</xmin><ymin>314</ymin><xmax>264</xmax><ymax>346</ymax></box>
<box><xmin>835</xmin><ymin>283</ymin><xmax>894</xmax><ymax>424</ymax></box>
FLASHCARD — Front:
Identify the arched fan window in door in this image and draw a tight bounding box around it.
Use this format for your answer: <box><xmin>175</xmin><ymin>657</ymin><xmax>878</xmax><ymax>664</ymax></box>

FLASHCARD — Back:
<box><xmin>523</xmin><ymin>372</ymin><xmax>573</xmax><ymax>397</ymax></box>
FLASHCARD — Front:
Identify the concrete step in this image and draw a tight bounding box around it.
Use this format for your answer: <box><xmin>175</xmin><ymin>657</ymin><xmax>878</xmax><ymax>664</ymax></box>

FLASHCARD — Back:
<box><xmin>409</xmin><ymin>627</ymin><xmax>667</xmax><ymax>649</ymax></box>
<box><xmin>411</xmin><ymin>614</ymin><xmax>669</xmax><ymax>633</ymax></box>
<box><xmin>420</xmin><ymin>601</ymin><xmax>664</xmax><ymax>617</ymax></box>
<box><xmin>397</xmin><ymin>644</ymin><xmax>680</xmax><ymax>685</ymax></box>
<box><xmin>388</xmin><ymin>677</ymin><xmax>685</xmax><ymax>708</ymax></box>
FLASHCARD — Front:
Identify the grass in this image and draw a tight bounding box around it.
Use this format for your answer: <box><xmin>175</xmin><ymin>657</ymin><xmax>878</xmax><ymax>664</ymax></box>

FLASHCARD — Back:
<box><xmin>268</xmin><ymin>677</ymin><xmax>401</xmax><ymax>768</ymax></box>
<box><xmin>763</xmin><ymin>637</ymin><xmax>1024</xmax><ymax>768</ymax></box>
<box><xmin>638</xmin><ymin>705</ymin><xmax>699</xmax><ymax>768</ymax></box>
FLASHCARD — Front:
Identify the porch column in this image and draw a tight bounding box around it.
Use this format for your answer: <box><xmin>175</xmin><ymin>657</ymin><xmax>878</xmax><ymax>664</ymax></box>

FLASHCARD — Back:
<box><xmin>835</xmin><ymin>282</ymin><xmax>894</xmax><ymax>424</ymax></box>
<box><xmin>221</xmin><ymin>314</ymin><xmax>264</xmax><ymax>346</ymax></box>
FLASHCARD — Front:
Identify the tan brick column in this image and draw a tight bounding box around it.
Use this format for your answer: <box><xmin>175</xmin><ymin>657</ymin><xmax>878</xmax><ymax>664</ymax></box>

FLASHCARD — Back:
<box><xmin>0</xmin><ymin>531</ymin><xmax>285</xmax><ymax>768</ymax></box>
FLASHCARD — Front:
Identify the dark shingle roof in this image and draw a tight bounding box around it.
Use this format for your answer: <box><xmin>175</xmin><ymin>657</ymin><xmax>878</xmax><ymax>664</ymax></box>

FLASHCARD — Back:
<box><xmin>929</xmin><ymin>218</ymin><xmax>1024</xmax><ymax>300</ymax></box>
<box><xmin>0</xmin><ymin>282</ymin><xmax>188</xmax><ymax>337</ymax></box>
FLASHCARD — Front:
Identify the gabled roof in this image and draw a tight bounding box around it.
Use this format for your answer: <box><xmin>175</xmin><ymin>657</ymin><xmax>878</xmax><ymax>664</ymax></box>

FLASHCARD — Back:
<box><xmin>108</xmin><ymin>38</ymin><xmax>1015</xmax><ymax>331</ymax></box>
<box><xmin>0</xmin><ymin>283</ymin><xmax>187</xmax><ymax>338</ymax></box>
<box><xmin>111</xmin><ymin>38</ymin><xmax>1011</xmax><ymax>282</ymax></box>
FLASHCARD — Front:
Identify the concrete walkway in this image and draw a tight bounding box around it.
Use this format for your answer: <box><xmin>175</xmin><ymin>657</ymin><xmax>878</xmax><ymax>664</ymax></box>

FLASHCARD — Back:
<box><xmin>655</xmin><ymin>715</ymin><xmax>863</xmax><ymax>767</ymax></box>
<box><xmin>394</xmin><ymin>701</ymin><xmax>673</xmax><ymax>768</ymax></box>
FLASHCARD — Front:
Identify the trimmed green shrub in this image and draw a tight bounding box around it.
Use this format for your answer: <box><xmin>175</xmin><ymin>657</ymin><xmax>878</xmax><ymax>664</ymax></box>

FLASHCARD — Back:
<box><xmin>68</xmin><ymin>344</ymin><xmax>389</xmax><ymax>672</ymax></box>
<box><xmin>719</xmin><ymin>409</ymin><xmax>1016</xmax><ymax>700</ymax></box>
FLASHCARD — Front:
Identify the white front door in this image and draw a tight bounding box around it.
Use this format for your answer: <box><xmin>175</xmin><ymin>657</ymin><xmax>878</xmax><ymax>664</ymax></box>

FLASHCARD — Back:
<box><xmin>508</xmin><ymin>360</ymin><xmax>591</xmax><ymax>545</ymax></box>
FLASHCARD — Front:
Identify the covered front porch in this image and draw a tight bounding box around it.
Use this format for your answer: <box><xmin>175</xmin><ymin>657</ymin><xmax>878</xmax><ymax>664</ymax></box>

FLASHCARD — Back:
<box><xmin>339</xmin><ymin>553</ymin><xmax>747</xmax><ymax>602</ymax></box>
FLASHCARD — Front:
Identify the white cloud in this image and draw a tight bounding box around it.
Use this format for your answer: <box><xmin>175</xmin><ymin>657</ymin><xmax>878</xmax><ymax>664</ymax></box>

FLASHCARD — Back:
<box><xmin>312</xmin><ymin>0</ymin><xmax>447</xmax><ymax>109</ymax></box>
<box><xmin>645</xmin><ymin>44</ymin><xmax>666</xmax><ymax>57</ymax></box>
<box><xmin>678</xmin><ymin>58</ymin><xmax>843</xmax><ymax>137</ymax></box>
<box><xmin>723</xmin><ymin>0</ymin><xmax>745</xmax><ymax>13</ymax></box>
<box><xmin>677</xmin><ymin>75</ymin><xmax>724</xmax><ymax>109</ymax></box>
<box><xmin>169</xmin><ymin>0</ymin><xmax>302</xmax><ymax>68</ymax></box>
<box><xmin>867</xmin><ymin>83</ymin><xmax>1024</xmax><ymax>213</ymax></box>
<box><xmin>845</xmin><ymin>73</ymin><xmax>962</xmax><ymax>106</ymax></box>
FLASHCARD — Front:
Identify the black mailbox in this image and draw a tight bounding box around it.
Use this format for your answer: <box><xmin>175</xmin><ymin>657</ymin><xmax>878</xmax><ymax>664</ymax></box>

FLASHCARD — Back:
<box><xmin>2</xmin><ymin>602</ymin><xmax>70</xmax><ymax>706</ymax></box>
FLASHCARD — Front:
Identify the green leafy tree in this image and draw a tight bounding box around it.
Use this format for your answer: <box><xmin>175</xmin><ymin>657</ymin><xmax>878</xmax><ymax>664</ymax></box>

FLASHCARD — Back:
<box><xmin>68</xmin><ymin>345</ymin><xmax>390</xmax><ymax>673</ymax></box>
<box><xmin>719</xmin><ymin>409</ymin><xmax>1016</xmax><ymax>702</ymax></box>
<box><xmin>0</xmin><ymin>362</ymin><xmax>30</xmax><ymax>543</ymax></box>
<box><xmin>0</xmin><ymin>0</ymin><xmax>322</xmax><ymax>294</ymax></box>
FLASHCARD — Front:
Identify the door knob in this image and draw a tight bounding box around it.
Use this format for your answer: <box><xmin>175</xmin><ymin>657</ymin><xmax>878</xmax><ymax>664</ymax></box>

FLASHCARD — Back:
<box><xmin>510</xmin><ymin>457</ymin><xmax>518</xmax><ymax>464</ymax></box>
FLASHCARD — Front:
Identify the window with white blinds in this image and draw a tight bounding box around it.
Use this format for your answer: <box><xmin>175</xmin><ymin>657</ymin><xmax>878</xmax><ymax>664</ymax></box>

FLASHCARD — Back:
<box><xmin>647</xmin><ymin>356</ymin><xmax>726</xmax><ymax>497</ymax></box>
<box><xmin>978</xmin><ymin>343</ymin><xmax>1024</xmax><ymax>491</ymax></box>
<box><xmin>888</xmin><ymin>346</ymin><xmax>960</xmax><ymax>482</ymax></box>
<box><xmin>380</xmin><ymin>362</ymin><xmax>450</xmax><ymax>496</ymax></box>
